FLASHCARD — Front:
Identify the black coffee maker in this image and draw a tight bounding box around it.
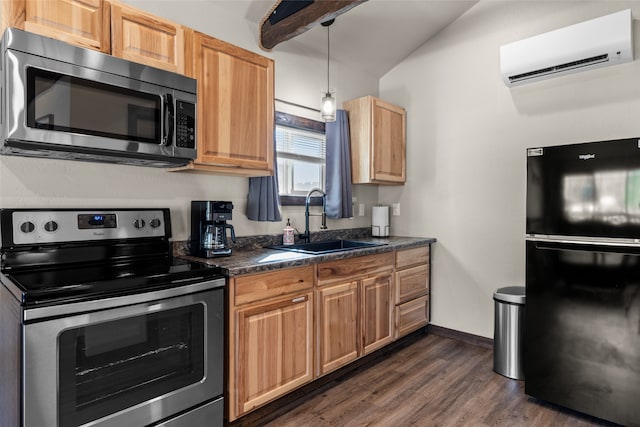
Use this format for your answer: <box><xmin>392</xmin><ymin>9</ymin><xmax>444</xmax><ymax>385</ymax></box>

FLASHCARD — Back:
<box><xmin>191</xmin><ymin>201</ymin><xmax>236</xmax><ymax>257</ymax></box>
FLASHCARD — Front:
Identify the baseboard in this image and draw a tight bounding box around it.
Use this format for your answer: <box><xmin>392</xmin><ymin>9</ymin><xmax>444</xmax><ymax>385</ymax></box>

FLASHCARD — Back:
<box><xmin>427</xmin><ymin>324</ymin><xmax>493</xmax><ymax>349</ymax></box>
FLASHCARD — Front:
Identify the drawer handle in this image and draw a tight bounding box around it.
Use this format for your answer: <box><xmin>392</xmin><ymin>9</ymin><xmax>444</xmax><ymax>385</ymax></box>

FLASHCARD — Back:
<box><xmin>291</xmin><ymin>296</ymin><xmax>306</xmax><ymax>303</ymax></box>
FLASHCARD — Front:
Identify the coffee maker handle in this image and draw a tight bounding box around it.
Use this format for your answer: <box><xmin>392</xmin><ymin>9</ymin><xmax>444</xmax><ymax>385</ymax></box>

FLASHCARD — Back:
<box><xmin>226</xmin><ymin>224</ymin><xmax>236</xmax><ymax>243</ymax></box>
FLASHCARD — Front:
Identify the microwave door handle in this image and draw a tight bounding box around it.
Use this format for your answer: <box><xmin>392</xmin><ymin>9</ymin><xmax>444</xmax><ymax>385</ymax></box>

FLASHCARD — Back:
<box><xmin>162</xmin><ymin>93</ymin><xmax>174</xmax><ymax>146</ymax></box>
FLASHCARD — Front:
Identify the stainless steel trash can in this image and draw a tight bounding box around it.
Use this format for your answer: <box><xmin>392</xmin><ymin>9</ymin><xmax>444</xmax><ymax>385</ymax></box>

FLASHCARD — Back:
<box><xmin>493</xmin><ymin>286</ymin><xmax>525</xmax><ymax>380</ymax></box>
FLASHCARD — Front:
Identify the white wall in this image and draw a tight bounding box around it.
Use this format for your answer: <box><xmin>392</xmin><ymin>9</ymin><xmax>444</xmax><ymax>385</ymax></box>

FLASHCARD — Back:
<box><xmin>0</xmin><ymin>0</ymin><xmax>380</xmax><ymax>239</ymax></box>
<box><xmin>379</xmin><ymin>1</ymin><xmax>640</xmax><ymax>338</ymax></box>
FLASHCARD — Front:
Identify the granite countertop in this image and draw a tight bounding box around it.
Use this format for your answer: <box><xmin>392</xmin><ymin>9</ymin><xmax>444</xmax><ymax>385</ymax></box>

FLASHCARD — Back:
<box><xmin>177</xmin><ymin>229</ymin><xmax>436</xmax><ymax>276</ymax></box>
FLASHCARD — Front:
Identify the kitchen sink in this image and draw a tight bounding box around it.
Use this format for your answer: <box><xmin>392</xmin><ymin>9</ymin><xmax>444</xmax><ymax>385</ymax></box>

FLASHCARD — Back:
<box><xmin>268</xmin><ymin>239</ymin><xmax>387</xmax><ymax>254</ymax></box>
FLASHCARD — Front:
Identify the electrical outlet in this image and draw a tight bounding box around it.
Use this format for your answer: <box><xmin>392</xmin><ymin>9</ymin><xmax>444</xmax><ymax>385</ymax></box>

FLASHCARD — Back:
<box><xmin>392</xmin><ymin>203</ymin><xmax>400</xmax><ymax>216</ymax></box>
<box><xmin>358</xmin><ymin>203</ymin><xmax>365</xmax><ymax>217</ymax></box>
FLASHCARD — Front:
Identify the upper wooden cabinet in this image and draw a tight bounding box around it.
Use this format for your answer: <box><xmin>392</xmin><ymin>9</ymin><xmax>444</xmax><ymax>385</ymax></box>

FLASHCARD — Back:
<box><xmin>343</xmin><ymin>96</ymin><xmax>406</xmax><ymax>184</ymax></box>
<box><xmin>1</xmin><ymin>0</ymin><xmax>110</xmax><ymax>52</ymax></box>
<box><xmin>177</xmin><ymin>31</ymin><xmax>274</xmax><ymax>176</ymax></box>
<box><xmin>109</xmin><ymin>1</ymin><xmax>186</xmax><ymax>74</ymax></box>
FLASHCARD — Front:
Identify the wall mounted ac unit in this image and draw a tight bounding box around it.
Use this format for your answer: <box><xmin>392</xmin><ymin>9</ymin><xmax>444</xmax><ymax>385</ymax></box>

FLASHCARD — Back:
<box><xmin>500</xmin><ymin>9</ymin><xmax>633</xmax><ymax>87</ymax></box>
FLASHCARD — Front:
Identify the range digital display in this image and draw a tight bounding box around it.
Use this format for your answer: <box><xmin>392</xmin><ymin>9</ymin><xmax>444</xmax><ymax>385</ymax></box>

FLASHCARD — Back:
<box><xmin>78</xmin><ymin>214</ymin><xmax>117</xmax><ymax>229</ymax></box>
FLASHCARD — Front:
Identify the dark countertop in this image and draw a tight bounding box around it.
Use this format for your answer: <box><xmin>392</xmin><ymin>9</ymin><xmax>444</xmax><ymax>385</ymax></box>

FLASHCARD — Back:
<box><xmin>179</xmin><ymin>235</ymin><xmax>437</xmax><ymax>277</ymax></box>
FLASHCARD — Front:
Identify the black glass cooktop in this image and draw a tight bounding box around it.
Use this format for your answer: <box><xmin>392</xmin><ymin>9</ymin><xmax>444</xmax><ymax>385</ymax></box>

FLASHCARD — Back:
<box><xmin>4</xmin><ymin>257</ymin><xmax>225</xmax><ymax>307</ymax></box>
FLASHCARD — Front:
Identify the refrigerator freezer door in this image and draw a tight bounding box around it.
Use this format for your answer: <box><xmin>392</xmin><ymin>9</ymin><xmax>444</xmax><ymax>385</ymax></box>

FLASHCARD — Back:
<box><xmin>527</xmin><ymin>138</ymin><xmax>640</xmax><ymax>242</ymax></box>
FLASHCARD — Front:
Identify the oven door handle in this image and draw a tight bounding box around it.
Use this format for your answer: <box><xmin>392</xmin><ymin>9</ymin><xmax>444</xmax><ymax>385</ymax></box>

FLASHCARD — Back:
<box><xmin>162</xmin><ymin>93</ymin><xmax>174</xmax><ymax>146</ymax></box>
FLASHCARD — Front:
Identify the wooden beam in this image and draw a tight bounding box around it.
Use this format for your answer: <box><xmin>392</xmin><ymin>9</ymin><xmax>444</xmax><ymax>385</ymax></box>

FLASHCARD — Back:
<box><xmin>260</xmin><ymin>0</ymin><xmax>368</xmax><ymax>51</ymax></box>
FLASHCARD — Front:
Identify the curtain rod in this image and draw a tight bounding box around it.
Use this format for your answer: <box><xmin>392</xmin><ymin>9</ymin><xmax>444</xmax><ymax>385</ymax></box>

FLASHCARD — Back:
<box><xmin>275</xmin><ymin>98</ymin><xmax>321</xmax><ymax>113</ymax></box>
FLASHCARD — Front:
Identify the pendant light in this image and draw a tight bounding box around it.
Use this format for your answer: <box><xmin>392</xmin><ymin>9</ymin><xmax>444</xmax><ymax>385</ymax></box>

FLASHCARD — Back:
<box><xmin>321</xmin><ymin>19</ymin><xmax>336</xmax><ymax>122</ymax></box>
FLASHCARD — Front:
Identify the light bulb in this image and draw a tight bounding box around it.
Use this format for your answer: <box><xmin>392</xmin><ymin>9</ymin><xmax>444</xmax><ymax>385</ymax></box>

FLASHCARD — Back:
<box><xmin>321</xmin><ymin>91</ymin><xmax>336</xmax><ymax>122</ymax></box>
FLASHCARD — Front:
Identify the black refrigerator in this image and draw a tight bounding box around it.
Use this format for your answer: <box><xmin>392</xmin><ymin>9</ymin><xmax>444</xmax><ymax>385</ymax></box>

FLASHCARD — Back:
<box><xmin>525</xmin><ymin>138</ymin><xmax>640</xmax><ymax>426</ymax></box>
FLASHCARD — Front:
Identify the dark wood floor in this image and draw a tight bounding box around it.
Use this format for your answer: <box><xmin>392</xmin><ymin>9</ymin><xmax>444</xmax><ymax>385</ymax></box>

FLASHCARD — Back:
<box><xmin>258</xmin><ymin>332</ymin><xmax>619</xmax><ymax>427</ymax></box>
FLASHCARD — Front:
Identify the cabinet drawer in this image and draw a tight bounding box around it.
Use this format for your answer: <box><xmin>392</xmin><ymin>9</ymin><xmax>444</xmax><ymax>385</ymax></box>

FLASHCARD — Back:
<box><xmin>234</xmin><ymin>266</ymin><xmax>314</xmax><ymax>306</ymax></box>
<box><xmin>317</xmin><ymin>252</ymin><xmax>394</xmax><ymax>284</ymax></box>
<box><xmin>396</xmin><ymin>296</ymin><xmax>429</xmax><ymax>338</ymax></box>
<box><xmin>395</xmin><ymin>264</ymin><xmax>429</xmax><ymax>304</ymax></box>
<box><xmin>395</xmin><ymin>246</ymin><xmax>429</xmax><ymax>269</ymax></box>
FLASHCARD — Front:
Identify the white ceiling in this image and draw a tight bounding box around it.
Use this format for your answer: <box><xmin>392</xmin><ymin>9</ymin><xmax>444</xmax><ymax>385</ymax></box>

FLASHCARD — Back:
<box><xmin>215</xmin><ymin>0</ymin><xmax>478</xmax><ymax>79</ymax></box>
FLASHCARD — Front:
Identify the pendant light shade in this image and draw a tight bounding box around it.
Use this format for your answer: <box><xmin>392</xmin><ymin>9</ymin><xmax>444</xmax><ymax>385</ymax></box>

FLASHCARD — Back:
<box><xmin>321</xmin><ymin>19</ymin><xmax>336</xmax><ymax>122</ymax></box>
<box><xmin>321</xmin><ymin>90</ymin><xmax>336</xmax><ymax>121</ymax></box>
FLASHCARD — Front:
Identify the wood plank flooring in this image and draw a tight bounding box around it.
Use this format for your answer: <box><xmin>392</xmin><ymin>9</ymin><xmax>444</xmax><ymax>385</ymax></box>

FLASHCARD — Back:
<box><xmin>256</xmin><ymin>332</ymin><xmax>619</xmax><ymax>427</ymax></box>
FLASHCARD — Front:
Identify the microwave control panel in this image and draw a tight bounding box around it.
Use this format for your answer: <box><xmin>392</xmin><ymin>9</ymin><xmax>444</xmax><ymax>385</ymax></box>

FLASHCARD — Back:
<box><xmin>176</xmin><ymin>100</ymin><xmax>196</xmax><ymax>149</ymax></box>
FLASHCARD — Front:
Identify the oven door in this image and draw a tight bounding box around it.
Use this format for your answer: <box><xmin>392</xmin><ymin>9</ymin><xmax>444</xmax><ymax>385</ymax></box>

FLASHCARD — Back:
<box><xmin>23</xmin><ymin>286</ymin><xmax>223</xmax><ymax>427</ymax></box>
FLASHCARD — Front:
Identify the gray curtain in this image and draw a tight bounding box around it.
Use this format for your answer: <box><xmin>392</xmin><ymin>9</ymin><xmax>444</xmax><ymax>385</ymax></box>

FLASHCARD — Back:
<box><xmin>246</xmin><ymin>143</ymin><xmax>282</xmax><ymax>221</ymax></box>
<box><xmin>325</xmin><ymin>109</ymin><xmax>353</xmax><ymax>219</ymax></box>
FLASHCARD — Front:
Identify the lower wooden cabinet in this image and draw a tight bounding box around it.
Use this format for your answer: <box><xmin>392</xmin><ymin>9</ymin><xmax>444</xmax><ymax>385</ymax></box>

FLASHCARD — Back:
<box><xmin>362</xmin><ymin>274</ymin><xmax>394</xmax><ymax>354</ymax></box>
<box><xmin>316</xmin><ymin>281</ymin><xmax>359</xmax><ymax>376</ymax></box>
<box><xmin>235</xmin><ymin>292</ymin><xmax>313</xmax><ymax>416</ymax></box>
<box><xmin>396</xmin><ymin>295</ymin><xmax>429</xmax><ymax>337</ymax></box>
<box><xmin>316</xmin><ymin>253</ymin><xmax>394</xmax><ymax>376</ymax></box>
<box><xmin>394</xmin><ymin>246</ymin><xmax>430</xmax><ymax>338</ymax></box>
<box><xmin>228</xmin><ymin>266</ymin><xmax>314</xmax><ymax>421</ymax></box>
<box><xmin>228</xmin><ymin>245</ymin><xmax>431</xmax><ymax>421</ymax></box>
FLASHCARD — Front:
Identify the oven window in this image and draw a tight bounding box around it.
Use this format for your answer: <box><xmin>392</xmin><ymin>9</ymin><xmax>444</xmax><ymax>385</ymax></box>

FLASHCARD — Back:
<box><xmin>26</xmin><ymin>67</ymin><xmax>161</xmax><ymax>144</ymax></box>
<box><xmin>57</xmin><ymin>304</ymin><xmax>204</xmax><ymax>427</ymax></box>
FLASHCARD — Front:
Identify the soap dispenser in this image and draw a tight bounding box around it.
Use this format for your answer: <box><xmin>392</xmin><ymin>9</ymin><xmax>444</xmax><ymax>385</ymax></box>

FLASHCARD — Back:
<box><xmin>283</xmin><ymin>218</ymin><xmax>295</xmax><ymax>245</ymax></box>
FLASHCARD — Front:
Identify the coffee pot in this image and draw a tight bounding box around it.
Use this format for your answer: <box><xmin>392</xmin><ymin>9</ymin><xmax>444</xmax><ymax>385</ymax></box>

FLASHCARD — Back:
<box><xmin>191</xmin><ymin>201</ymin><xmax>236</xmax><ymax>258</ymax></box>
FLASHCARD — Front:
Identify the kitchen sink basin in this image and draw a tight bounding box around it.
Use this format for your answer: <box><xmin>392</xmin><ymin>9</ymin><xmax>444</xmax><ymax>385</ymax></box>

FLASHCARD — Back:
<box><xmin>268</xmin><ymin>239</ymin><xmax>387</xmax><ymax>254</ymax></box>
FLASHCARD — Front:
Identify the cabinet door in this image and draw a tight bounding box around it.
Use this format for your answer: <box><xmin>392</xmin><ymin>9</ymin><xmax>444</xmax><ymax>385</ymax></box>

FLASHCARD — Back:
<box><xmin>362</xmin><ymin>273</ymin><xmax>394</xmax><ymax>354</ymax></box>
<box><xmin>192</xmin><ymin>32</ymin><xmax>274</xmax><ymax>174</ymax></box>
<box><xmin>110</xmin><ymin>1</ymin><xmax>185</xmax><ymax>73</ymax></box>
<box><xmin>316</xmin><ymin>281</ymin><xmax>359</xmax><ymax>376</ymax></box>
<box><xmin>371</xmin><ymin>98</ymin><xmax>406</xmax><ymax>183</ymax></box>
<box><xmin>235</xmin><ymin>292</ymin><xmax>313</xmax><ymax>417</ymax></box>
<box><xmin>2</xmin><ymin>0</ymin><xmax>110</xmax><ymax>52</ymax></box>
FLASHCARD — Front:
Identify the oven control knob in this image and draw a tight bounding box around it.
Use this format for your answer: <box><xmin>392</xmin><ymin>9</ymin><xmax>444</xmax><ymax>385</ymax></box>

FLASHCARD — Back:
<box><xmin>149</xmin><ymin>218</ymin><xmax>162</xmax><ymax>228</ymax></box>
<box><xmin>20</xmin><ymin>221</ymin><xmax>36</xmax><ymax>233</ymax></box>
<box><xmin>133</xmin><ymin>219</ymin><xmax>146</xmax><ymax>229</ymax></box>
<box><xmin>44</xmin><ymin>220</ymin><xmax>58</xmax><ymax>232</ymax></box>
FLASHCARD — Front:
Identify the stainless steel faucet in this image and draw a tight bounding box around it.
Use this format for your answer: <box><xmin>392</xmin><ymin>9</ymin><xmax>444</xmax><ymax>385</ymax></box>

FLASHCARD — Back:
<box><xmin>300</xmin><ymin>187</ymin><xmax>327</xmax><ymax>243</ymax></box>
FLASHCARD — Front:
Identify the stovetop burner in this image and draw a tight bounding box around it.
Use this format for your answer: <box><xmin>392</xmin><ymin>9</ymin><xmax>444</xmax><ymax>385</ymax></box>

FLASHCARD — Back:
<box><xmin>5</xmin><ymin>257</ymin><xmax>224</xmax><ymax>307</ymax></box>
<box><xmin>0</xmin><ymin>208</ymin><xmax>226</xmax><ymax>308</ymax></box>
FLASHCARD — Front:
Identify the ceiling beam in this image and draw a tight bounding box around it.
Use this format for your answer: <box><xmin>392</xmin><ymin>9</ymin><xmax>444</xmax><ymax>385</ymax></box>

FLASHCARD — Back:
<box><xmin>260</xmin><ymin>0</ymin><xmax>368</xmax><ymax>51</ymax></box>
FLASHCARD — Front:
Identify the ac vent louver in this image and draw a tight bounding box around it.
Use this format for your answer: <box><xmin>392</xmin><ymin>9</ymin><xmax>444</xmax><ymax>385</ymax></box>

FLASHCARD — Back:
<box><xmin>508</xmin><ymin>54</ymin><xmax>609</xmax><ymax>84</ymax></box>
<box><xmin>500</xmin><ymin>9</ymin><xmax>633</xmax><ymax>87</ymax></box>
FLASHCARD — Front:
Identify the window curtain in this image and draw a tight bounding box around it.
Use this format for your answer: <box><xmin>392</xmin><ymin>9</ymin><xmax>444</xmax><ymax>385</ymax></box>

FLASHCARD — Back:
<box><xmin>325</xmin><ymin>109</ymin><xmax>353</xmax><ymax>219</ymax></box>
<box><xmin>246</xmin><ymin>142</ymin><xmax>282</xmax><ymax>221</ymax></box>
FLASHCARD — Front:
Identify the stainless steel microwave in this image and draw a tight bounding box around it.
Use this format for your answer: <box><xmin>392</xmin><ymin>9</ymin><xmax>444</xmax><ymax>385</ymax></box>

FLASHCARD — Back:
<box><xmin>0</xmin><ymin>28</ymin><xmax>197</xmax><ymax>167</ymax></box>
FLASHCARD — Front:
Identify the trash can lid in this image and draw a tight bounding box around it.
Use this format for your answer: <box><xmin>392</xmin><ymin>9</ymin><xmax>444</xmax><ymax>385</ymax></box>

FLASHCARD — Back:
<box><xmin>493</xmin><ymin>286</ymin><xmax>526</xmax><ymax>304</ymax></box>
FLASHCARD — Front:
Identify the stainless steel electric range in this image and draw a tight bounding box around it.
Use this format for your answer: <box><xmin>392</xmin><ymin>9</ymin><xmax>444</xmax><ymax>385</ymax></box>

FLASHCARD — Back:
<box><xmin>0</xmin><ymin>208</ymin><xmax>225</xmax><ymax>427</ymax></box>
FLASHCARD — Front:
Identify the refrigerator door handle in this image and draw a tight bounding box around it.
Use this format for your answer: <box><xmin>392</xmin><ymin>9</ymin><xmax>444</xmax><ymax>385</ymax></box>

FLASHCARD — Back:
<box><xmin>533</xmin><ymin>240</ymin><xmax>640</xmax><ymax>255</ymax></box>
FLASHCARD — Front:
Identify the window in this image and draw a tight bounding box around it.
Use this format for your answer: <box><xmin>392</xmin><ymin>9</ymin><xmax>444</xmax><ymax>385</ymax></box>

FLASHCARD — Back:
<box><xmin>275</xmin><ymin>112</ymin><xmax>326</xmax><ymax>205</ymax></box>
